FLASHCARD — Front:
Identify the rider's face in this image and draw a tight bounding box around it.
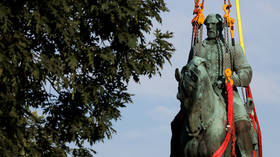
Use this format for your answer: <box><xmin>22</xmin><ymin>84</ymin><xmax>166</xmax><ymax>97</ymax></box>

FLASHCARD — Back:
<box><xmin>206</xmin><ymin>22</ymin><xmax>218</xmax><ymax>39</ymax></box>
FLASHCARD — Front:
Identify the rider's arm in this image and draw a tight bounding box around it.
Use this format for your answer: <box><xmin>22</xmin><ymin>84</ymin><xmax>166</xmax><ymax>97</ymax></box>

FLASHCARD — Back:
<box><xmin>232</xmin><ymin>45</ymin><xmax>252</xmax><ymax>87</ymax></box>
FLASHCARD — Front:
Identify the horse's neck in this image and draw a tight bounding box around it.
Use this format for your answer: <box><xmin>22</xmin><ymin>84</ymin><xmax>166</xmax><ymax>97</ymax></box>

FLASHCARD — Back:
<box><xmin>197</xmin><ymin>85</ymin><xmax>216</xmax><ymax>122</ymax></box>
<box><xmin>187</xmin><ymin>80</ymin><xmax>217</xmax><ymax>134</ymax></box>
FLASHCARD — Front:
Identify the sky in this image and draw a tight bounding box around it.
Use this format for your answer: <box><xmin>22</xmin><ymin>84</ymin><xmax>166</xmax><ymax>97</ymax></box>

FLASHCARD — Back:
<box><xmin>94</xmin><ymin>0</ymin><xmax>280</xmax><ymax>156</ymax></box>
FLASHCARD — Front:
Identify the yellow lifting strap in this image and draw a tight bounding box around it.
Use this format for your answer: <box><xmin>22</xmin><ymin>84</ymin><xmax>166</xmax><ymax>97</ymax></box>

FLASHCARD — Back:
<box><xmin>235</xmin><ymin>0</ymin><xmax>246</xmax><ymax>55</ymax></box>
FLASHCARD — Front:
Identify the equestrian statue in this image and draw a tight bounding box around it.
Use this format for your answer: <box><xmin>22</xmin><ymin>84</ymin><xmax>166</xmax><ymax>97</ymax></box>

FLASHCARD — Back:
<box><xmin>170</xmin><ymin>14</ymin><xmax>259</xmax><ymax>157</ymax></box>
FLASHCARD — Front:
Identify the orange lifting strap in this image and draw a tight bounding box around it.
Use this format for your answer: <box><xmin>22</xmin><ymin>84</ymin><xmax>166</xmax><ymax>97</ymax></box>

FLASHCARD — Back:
<box><xmin>223</xmin><ymin>0</ymin><xmax>235</xmax><ymax>46</ymax></box>
<box><xmin>191</xmin><ymin>0</ymin><xmax>205</xmax><ymax>46</ymax></box>
<box><xmin>192</xmin><ymin>0</ymin><xmax>205</xmax><ymax>27</ymax></box>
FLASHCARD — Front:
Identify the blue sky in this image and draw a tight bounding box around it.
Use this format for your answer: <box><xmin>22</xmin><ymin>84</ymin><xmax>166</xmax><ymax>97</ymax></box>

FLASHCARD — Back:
<box><xmin>94</xmin><ymin>0</ymin><xmax>280</xmax><ymax>156</ymax></box>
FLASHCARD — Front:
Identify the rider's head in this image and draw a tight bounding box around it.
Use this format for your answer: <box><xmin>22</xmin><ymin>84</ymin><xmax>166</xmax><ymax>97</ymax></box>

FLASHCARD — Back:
<box><xmin>204</xmin><ymin>14</ymin><xmax>224</xmax><ymax>39</ymax></box>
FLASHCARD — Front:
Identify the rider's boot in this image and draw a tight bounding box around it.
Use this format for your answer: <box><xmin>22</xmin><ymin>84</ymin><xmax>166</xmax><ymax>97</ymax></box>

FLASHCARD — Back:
<box><xmin>236</xmin><ymin>120</ymin><xmax>254</xmax><ymax>157</ymax></box>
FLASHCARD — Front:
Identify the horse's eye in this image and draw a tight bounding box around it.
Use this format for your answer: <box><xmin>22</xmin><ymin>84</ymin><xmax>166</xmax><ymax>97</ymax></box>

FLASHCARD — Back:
<box><xmin>190</xmin><ymin>71</ymin><xmax>198</xmax><ymax>82</ymax></box>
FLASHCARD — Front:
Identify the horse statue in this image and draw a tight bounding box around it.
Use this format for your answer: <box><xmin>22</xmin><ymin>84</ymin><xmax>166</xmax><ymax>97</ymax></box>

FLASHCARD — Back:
<box><xmin>170</xmin><ymin>56</ymin><xmax>234</xmax><ymax>157</ymax></box>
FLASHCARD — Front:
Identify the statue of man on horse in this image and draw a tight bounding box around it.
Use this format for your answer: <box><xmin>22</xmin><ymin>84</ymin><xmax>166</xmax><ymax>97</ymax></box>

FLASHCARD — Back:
<box><xmin>171</xmin><ymin>13</ymin><xmax>257</xmax><ymax>157</ymax></box>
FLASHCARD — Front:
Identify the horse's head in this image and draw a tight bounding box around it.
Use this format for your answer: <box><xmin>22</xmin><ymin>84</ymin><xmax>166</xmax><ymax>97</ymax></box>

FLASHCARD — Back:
<box><xmin>175</xmin><ymin>56</ymin><xmax>218</xmax><ymax>136</ymax></box>
<box><xmin>175</xmin><ymin>56</ymin><xmax>211</xmax><ymax>108</ymax></box>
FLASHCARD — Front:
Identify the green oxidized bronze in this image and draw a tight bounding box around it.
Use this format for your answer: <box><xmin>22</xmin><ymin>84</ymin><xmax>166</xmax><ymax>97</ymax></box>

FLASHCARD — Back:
<box><xmin>170</xmin><ymin>14</ymin><xmax>258</xmax><ymax>157</ymax></box>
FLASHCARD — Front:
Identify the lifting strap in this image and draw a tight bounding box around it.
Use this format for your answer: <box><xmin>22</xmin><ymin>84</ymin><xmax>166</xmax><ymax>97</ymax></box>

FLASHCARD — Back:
<box><xmin>212</xmin><ymin>68</ymin><xmax>236</xmax><ymax>157</ymax></box>
<box><xmin>246</xmin><ymin>87</ymin><xmax>263</xmax><ymax>157</ymax></box>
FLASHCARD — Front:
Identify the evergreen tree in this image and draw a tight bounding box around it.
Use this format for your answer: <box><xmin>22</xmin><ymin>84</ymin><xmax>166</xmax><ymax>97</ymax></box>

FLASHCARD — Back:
<box><xmin>0</xmin><ymin>0</ymin><xmax>174</xmax><ymax>156</ymax></box>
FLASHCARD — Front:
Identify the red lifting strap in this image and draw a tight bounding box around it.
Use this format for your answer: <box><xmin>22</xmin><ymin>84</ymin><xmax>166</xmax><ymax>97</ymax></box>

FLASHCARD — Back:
<box><xmin>212</xmin><ymin>82</ymin><xmax>236</xmax><ymax>157</ymax></box>
<box><xmin>246</xmin><ymin>86</ymin><xmax>263</xmax><ymax>157</ymax></box>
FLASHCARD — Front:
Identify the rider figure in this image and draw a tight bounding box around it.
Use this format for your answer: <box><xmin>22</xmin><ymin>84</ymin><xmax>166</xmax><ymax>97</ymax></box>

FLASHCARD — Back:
<box><xmin>188</xmin><ymin>13</ymin><xmax>254</xmax><ymax>157</ymax></box>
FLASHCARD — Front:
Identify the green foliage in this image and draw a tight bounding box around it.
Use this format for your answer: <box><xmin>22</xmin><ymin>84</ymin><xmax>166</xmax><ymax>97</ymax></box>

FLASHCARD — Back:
<box><xmin>0</xmin><ymin>0</ymin><xmax>174</xmax><ymax>156</ymax></box>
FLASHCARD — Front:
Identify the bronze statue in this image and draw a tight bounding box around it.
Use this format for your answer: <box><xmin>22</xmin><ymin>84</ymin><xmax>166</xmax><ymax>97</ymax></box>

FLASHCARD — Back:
<box><xmin>171</xmin><ymin>14</ymin><xmax>257</xmax><ymax>157</ymax></box>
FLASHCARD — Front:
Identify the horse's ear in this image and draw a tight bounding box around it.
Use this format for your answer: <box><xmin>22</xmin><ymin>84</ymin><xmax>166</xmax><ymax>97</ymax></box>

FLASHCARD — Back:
<box><xmin>175</xmin><ymin>68</ymin><xmax>182</xmax><ymax>82</ymax></box>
